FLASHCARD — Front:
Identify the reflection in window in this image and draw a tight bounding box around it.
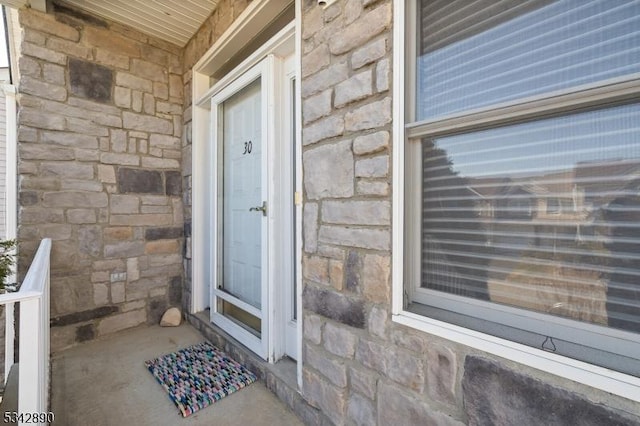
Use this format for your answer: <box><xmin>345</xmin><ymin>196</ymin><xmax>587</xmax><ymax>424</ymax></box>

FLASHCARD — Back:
<box><xmin>416</xmin><ymin>0</ymin><xmax>640</xmax><ymax>120</ymax></box>
<box><xmin>421</xmin><ymin>103</ymin><xmax>640</xmax><ymax>332</ymax></box>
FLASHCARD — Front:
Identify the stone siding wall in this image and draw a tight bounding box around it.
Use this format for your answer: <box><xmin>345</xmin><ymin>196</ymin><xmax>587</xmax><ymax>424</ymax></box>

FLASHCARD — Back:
<box><xmin>299</xmin><ymin>1</ymin><xmax>640</xmax><ymax>425</ymax></box>
<box><xmin>17</xmin><ymin>7</ymin><xmax>184</xmax><ymax>351</ymax></box>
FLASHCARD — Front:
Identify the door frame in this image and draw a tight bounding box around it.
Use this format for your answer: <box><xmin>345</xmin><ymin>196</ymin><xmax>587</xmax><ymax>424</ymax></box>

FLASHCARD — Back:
<box><xmin>209</xmin><ymin>57</ymin><xmax>276</xmax><ymax>360</ymax></box>
<box><xmin>192</xmin><ymin>15</ymin><xmax>299</xmax><ymax>364</ymax></box>
<box><xmin>281</xmin><ymin>54</ymin><xmax>299</xmax><ymax>360</ymax></box>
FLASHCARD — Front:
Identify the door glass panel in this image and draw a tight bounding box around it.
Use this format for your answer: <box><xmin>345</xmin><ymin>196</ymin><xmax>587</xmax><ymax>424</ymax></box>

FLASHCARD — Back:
<box><xmin>218</xmin><ymin>299</ymin><xmax>261</xmax><ymax>336</ymax></box>
<box><xmin>222</xmin><ymin>78</ymin><xmax>263</xmax><ymax>313</ymax></box>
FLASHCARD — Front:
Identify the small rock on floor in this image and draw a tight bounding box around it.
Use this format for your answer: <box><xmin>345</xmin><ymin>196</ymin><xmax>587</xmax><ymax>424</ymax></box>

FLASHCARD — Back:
<box><xmin>160</xmin><ymin>307</ymin><xmax>182</xmax><ymax>327</ymax></box>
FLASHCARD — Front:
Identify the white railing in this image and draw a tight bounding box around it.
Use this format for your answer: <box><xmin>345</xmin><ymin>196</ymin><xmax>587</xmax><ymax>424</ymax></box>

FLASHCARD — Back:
<box><xmin>0</xmin><ymin>239</ymin><xmax>51</xmax><ymax>424</ymax></box>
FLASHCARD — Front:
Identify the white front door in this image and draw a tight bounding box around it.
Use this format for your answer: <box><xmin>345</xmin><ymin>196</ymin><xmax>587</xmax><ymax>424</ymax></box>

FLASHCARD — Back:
<box><xmin>209</xmin><ymin>47</ymin><xmax>299</xmax><ymax>363</ymax></box>
<box><xmin>211</xmin><ymin>59</ymin><xmax>271</xmax><ymax>358</ymax></box>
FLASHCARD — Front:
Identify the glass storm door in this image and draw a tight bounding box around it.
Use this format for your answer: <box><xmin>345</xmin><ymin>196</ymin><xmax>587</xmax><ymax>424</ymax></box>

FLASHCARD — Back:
<box><xmin>211</xmin><ymin>59</ymin><xmax>272</xmax><ymax>358</ymax></box>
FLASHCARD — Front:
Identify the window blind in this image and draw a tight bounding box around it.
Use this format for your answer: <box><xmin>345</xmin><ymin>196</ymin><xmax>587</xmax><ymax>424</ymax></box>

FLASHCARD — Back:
<box><xmin>421</xmin><ymin>103</ymin><xmax>640</xmax><ymax>333</ymax></box>
<box><xmin>417</xmin><ymin>0</ymin><xmax>640</xmax><ymax>120</ymax></box>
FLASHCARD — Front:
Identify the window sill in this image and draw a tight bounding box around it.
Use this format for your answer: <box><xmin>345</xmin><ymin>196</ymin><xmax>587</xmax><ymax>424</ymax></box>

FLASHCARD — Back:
<box><xmin>392</xmin><ymin>310</ymin><xmax>640</xmax><ymax>403</ymax></box>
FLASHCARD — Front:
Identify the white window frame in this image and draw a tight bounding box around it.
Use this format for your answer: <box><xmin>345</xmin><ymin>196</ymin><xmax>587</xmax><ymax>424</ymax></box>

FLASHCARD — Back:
<box><xmin>391</xmin><ymin>0</ymin><xmax>640</xmax><ymax>402</ymax></box>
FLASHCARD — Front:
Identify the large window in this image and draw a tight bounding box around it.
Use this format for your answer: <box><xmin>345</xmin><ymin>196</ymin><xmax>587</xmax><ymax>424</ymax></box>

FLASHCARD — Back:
<box><xmin>404</xmin><ymin>0</ymin><xmax>640</xmax><ymax>378</ymax></box>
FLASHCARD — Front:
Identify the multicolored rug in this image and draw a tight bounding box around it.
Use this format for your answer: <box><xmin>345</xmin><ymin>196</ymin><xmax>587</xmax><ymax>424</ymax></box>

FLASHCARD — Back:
<box><xmin>145</xmin><ymin>341</ymin><xmax>258</xmax><ymax>417</ymax></box>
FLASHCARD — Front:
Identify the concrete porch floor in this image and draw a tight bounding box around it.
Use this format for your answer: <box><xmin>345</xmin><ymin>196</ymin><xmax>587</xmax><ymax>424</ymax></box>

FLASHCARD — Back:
<box><xmin>51</xmin><ymin>323</ymin><xmax>303</xmax><ymax>426</ymax></box>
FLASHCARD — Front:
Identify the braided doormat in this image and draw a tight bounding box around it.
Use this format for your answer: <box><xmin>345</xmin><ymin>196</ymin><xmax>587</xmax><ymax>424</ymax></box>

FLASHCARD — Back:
<box><xmin>145</xmin><ymin>341</ymin><xmax>257</xmax><ymax>417</ymax></box>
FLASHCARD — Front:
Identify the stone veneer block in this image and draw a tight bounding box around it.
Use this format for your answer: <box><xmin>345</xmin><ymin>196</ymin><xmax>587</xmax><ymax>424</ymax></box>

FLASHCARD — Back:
<box><xmin>83</xmin><ymin>26</ymin><xmax>140</xmax><ymax>57</ymax></box>
<box><xmin>345</xmin><ymin>97</ymin><xmax>392</xmax><ymax>132</ymax></box>
<box><xmin>43</xmin><ymin>63</ymin><xmax>65</xmax><ymax>85</ymax></box>
<box><xmin>111</xmin><ymin>283</ymin><xmax>125</xmax><ymax>304</ymax></box>
<box><xmin>356</xmin><ymin>180</ymin><xmax>389</xmax><ymax>196</ymax></box>
<box><xmin>20</xmin><ymin>76</ymin><xmax>66</xmax><ymax>102</ymax></box>
<box><xmin>303</xmin><ymin>285</ymin><xmax>365</xmax><ymax>329</ymax></box>
<box><xmin>303</xmin><ymin>202</ymin><xmax>319</xmax><ymax>253</ymax></box>
<box><xmin>426</xmin><ymin>344</ymin><xmax>457</xmax><ymax>406</ymax></box>
<box><xmin>385</xmin><ymin>347</ymin><xmax>424</xmax><ymax>392</ymax></box>
<box><xmin>303</xmin><ymin>255</ymin><xmax>329</xmax><ymax>285</ymax></box>
<box><xmin>43</xmin><ymin>191</ymin><xmax>108</xmax><ymax>208</ymax></box>
<box><xmin>305</xmin><ymin>343</ymin><xmax>348</xmax><ymax>387</ymax></box>
<box><xmin>362</xmin><ymin>253</ymin><xmax>391</xmax><ymax>303</ymax></box>
<box><xmin>69</xmin><ymin>58</ymin><xmax>113</xmax><ymax>103</ymax></box>
<box><xmin>303</xmin><ymin>140</ymin><xmax>354</xmax><ymax>199</ymax></box>
<box><xmin>351</xmin><ymin>38</ymin><xmax>387</xmax><ymax>70</ymax></box>
<box><xmin>378</xmin><ymin>382</ymin><xmax>464</xmax><ymax>426</ymax></box>
<box><xmin>22</xmin><ymin>42</ymin><xmax>66</xmax><ymax>65</ymax></box>
<box><xmin>145</xmin><ymin>226</ymin><xmax>183</xmax><ymax>240</ymax></box>
<box><xmin>368</xmin><ymin>305</ymin><xmax>387</xmax><ymax>339</ymax></box>
<box><xmin>20</xmin><ymin>109</ymin><xmax>65</xmax><ymax>132</ymax></box>
<box><xmin>131</xmin><ymin>59</ymin><xmax>166</xmax><ymax>83</ymax></box>
<box><xmin>123</xmin><ymin>112</ymin><xmax>173</xmax><ymax>134</ymax></box>
<box><xmin>318</xmin><ymin>226</ymin><xmax>390</xmax><ymax>251</ymax></box>
<box><xmin>334</xmin><ymin>70</ymin><xmax>373</xmax><ymax>108</ymax></box>
<box><xmin>117</xmin><ymin>168</ymin><xmax>163</xmax><ymax>194</ymax></box>
<box><xmin>462</xmin><ymin>357</ymin><xmax>640</xmax><ymax>426</ymax></box>
<box><xmin>302</xmin><ymin>43</ymin><xmax>330</xmax><ymax>78</ymax></box>
<box><xmin>302</xmin><ymin>368</ymin><xmax>347</xmax><ymax>425</ymax></box>
<box><xmin>329</xmin><ymin>259</ymin><xmax>344</xmax><ymax>291</ymax></box>
<box><xmin>42</xmin><ymin>131</ymin><xmax>99</xmax><ymax>149</ymax></box>
<box><xmin>302</xmin><ymin>89</ymin><xmax>332</xmax><ymax>124</ymax></box>
<box><xmin>302</xmin><ymin>5</ymin><xmax>322</xmax><ymax>40</ymax></box>
<box><xmin>328</xmin><ymin>3</ymin><xmax>392</xmax><ymax>55</ymax></box>
<box><xmin>303</xmin><ymin>314</ymin><xmax>323</xmax><ymax>345</ymax></box>
<box><xmin>302</xmin><ymin>62</ymin><xmax>349</xmax><ymax>98</ymax></box>
<box><xmin>355</xmin><ymin>339</ymin><xmax>387</xmax><ymax>372</ymax></box>
<box><xmin>353</xmin><ymin>131</ymin><xmax>389</xmax><ymax>155</ymax></box>
<box><xmin>355</xmin><ymin>156</ymin><xmax>389</xmax><ymax>178</ymax></box>
<box><xmin>20</xmin><ymin>9</ymin><xmax>80</xmax><ymax>41</ymax></box>
<box><xmin>21</xmin><ymin>145</ymin><xmax>72</xmax><ymax>162</ymax></box>
<box><xmin>303</xmin><ymin>115</ymin><xmax>344</xmax><ymax>146</ymax></box>
<box><xmin>376</xmin><ymin>58</ymin><xmax>390</xmax><ymax>93</ymax></box>
<box><xmin>345</xmin><ymin>250</ymin><xmax>362</xmax><ymax>292</ymax></box>
<box><xmin>348</xmin><ymin>393</ymin><xmax>376</xmax><ymax>426</ymax></box>
<box><xmin>349</xmin><ymin>367</ymin><xmax>377</xmax><ymax>400</ymax></box>
<box><xmin>165</xmin><ymin>171</ymin><xmax>182</xmax><ymax>196</ymax></box>
<box><xmin>321</xmin><ymin>200</ymin><xmax>390</xmax><ymax>226</ymax></box>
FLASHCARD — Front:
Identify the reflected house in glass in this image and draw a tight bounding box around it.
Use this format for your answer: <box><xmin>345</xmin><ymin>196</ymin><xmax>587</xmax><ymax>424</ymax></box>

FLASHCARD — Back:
<box><xmin>437</xmin><ymin>148</ymin><xmax>640</xmax><ymax>331</ymax></box>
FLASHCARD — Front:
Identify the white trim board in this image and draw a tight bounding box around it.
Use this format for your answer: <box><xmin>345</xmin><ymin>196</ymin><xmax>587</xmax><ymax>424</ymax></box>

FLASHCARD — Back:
<box><xmin>294</xmin><ymin>0</ymin><xmax>303</xmax><ymax>388</ymax></box>
<box><xmin>195</xmin><ymin>23</ymin><xmax>295</xmax><ymax>108</ymax></box>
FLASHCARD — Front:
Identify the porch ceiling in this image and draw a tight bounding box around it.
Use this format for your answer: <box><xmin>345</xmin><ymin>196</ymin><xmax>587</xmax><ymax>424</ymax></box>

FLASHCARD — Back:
<box><xmin>3</xmin><ymin>0</ymin><xmax>218</xmax><ymax>47</ymax></box>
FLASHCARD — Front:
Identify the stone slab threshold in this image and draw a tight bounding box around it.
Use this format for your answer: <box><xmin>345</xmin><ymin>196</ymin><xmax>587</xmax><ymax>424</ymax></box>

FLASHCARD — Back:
<box><xmin>188</xmin><ymin>311</ymin><xmax>334</xmax><ymax>426</ymax></box>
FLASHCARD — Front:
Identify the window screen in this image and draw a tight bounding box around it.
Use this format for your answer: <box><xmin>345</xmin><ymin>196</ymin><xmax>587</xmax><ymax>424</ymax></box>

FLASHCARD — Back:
<box><xmin>416</xmin><ymin>0</ymin><xmax>640</xmax><ymax>120</ymax></box>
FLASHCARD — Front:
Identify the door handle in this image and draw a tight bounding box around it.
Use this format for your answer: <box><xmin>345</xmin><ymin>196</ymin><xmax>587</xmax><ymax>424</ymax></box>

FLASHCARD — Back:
<box><xmin>249</xmin><ymin>201</ymin><xmax>267</xmax><ymax>216</ymax></box>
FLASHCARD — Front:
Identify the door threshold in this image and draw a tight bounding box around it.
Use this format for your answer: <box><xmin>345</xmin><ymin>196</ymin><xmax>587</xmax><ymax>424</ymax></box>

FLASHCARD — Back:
<box><xmin>189</xmin><ymin>310</ymin><xmax>296</xmax><ymax>386</ymax></box>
